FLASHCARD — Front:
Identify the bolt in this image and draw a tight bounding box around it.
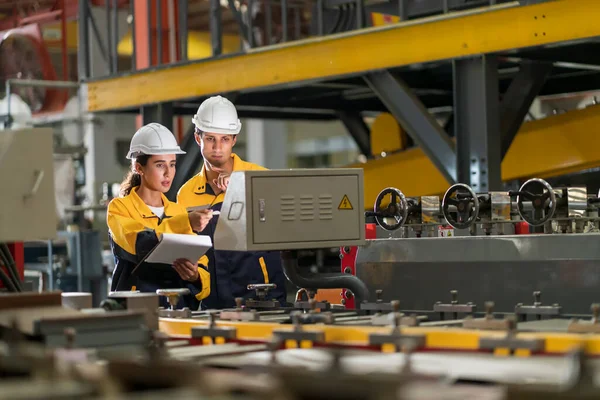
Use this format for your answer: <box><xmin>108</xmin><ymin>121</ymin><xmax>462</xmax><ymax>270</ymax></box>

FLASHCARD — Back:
<box><xmin>209</xmin><ymin>311</ymin><xmax>218</xmax><ymax>328</ymax></box>
<box><xmin>343</xmin><ymin>246</ymin><xmax>351</xmax><ymax>253</ymax></box>
<box><xmin>592</xmin><ymin>304</ymin><xmax>600</xmax><ymax>323</ymax></box>
<box><xmin>235</xmin><ymin>297</ymin><xmax>243</xmax><ymax>309</ymax></box>
<box><xmin>64</xmin><ymin>327</ymin><xmax>76</xmax><ymax>349</ymax></box>
<box><xmin>451</xmin><ymin>290</ymin><xmax>458</xmax><ymax>304</ymax></box>
<box><xmin>485</xmin><ymin>301</ymin><xmax>494</xmax><ymax>318</ymax></box>
<box><xmin>346</xmin><ymin>291</ymin><xmax>354</xmax><ymax>299</ymax></box>
<box><xmin>533</xmin><ymin>291</ymin><xmax>541</xmax><ymax>306</ymax></box>
<box><xmin>309</xmin><ymin>297</ymin><xmax>317</xmax><ymax>312</ymax></box>
<box><xmin>344</xmin><ymin>267</ymin><xmax>352</xmax><ymax>274</ymax></box>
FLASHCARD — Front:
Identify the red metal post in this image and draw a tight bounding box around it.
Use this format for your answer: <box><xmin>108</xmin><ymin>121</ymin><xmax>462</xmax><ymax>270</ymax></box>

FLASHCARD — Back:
<box><xmin>61</xmin><ymin>0</ymin><xmax>69</xmax><ymax>81</ymax></box>
<box><xmin>134</xmin><ymin>0</ymin><xmax>181</xmax><ymax>129</ymax></box>
<box><xmin>340</xmin><ymin>223</ymin><xmax>377</xmax><ymax>309</ymax></box>
<box><xmin>0</xmin><ymin>242</ymin><xmax>24</xmax><ymax>290</ymax></box>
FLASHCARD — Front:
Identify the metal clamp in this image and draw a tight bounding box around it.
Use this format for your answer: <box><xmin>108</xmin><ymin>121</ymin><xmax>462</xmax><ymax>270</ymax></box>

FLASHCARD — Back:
<box><xmin>191</xmin><ymin>311</ymin><xmax>237</xmax><ymax>343</ymax></box>
<box><xmin>220</xmin><ymin>298</ymin><xmax>260</xmax><ymax>321</ymax></box>
<box><xmin>245</xmin><ymin>283</ymin><xmax>280</xmax><ymax>309</ymax></box>
<box><xmin>463</xmin><ymin>302</ymin><xmax>513</xmax><ymax>331</ymax></box>
<box><xmin>360</xmin><ymin>289</ymin><xmax>395</xmax><ymax>312</ymax></box>
<box><xmin>273</xmin><ymin>311</ymin><xmax>326</xmax><ymax>345</ymax></box>
<box><xmin>514</xmin><ymin>291</ymin><xmax>561</xmax><ymax>321</ymax></box>
<box><xmin>369</xmin><ymin>301</ymin><xmax>424</xmax><ymax>349</ymax></box>
<box><xmin>156</xmin><ymin>288</ymin><xmax>192</xmax><ymax>318</ymax></box>
<box><xmin>433</xmin><ymin>290</ymin><xmax>476</xmax><ymax>320</ymax></box>
<box><xmin>568</xmin><ymin>304</ymin><xmax>600</xmax><ymax>333</ymax></box>
<box><xmin>478</xmin><ymin>316</ymin><xmax>545</xmax><ymax>354</ymax></box>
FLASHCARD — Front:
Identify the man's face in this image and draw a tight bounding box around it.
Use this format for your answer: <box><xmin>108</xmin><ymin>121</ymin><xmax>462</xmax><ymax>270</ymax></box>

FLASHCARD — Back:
<box><xmin>196</xmin><ymin>131</ymin><xmax>237</xmax><ymax>168</ymax></box>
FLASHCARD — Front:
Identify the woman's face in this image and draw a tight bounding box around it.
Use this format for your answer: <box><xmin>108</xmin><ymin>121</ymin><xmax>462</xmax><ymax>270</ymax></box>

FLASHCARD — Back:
<box><xmin>137</xmin><ymin>154</ymin><xmax>177</xmax><ymax>193</ymax></box>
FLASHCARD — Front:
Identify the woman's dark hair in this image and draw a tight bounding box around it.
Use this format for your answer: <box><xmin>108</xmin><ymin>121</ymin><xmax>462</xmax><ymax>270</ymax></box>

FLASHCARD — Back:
<box><xmin>119</xmin><ymin>154</ymin><xmax>151</xmax><ymax>197</ymax></box>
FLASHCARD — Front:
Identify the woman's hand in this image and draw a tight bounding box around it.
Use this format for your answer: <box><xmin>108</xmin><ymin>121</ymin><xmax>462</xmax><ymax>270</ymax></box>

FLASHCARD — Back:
<box><xmin>173</xmin><ymin>258</ymin><xmax>199</xmax><ymax>282</ymax></box>
<box><xmin>188</xmin><ymin>209</ymin><xmax>213</xmax><ymax>232</ymax></box>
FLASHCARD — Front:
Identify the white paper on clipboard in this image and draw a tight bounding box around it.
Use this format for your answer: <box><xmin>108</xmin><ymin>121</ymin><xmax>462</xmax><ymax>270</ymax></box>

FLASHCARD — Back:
<box><xmin>145</xmin><ymin>233</ymin><xmax>213</xmax><ymax>265</ymax></box>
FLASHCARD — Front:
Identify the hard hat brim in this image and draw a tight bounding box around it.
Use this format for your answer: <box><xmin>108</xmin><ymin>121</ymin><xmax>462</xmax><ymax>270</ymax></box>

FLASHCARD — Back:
<box><xmin>192</xmin><ymin>115</ymin><xmax>242</xmax><ymax>135</ymax></box>
<box><xmin>126</xmin><ymin>148</ymin><xmax>186</xmax><ymax>160</ymax></box>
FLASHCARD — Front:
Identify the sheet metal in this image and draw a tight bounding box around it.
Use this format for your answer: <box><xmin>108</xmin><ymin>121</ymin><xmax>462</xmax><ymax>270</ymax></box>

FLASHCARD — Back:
<box><xmin>355</xmin><ymin>234</ymin><xmax>600</xmax><ymax>314</ymax></box>
<box><xmin>84</xmin><ymin>0</ymin><xmax>600</xmax><ymax>112</ymax></box>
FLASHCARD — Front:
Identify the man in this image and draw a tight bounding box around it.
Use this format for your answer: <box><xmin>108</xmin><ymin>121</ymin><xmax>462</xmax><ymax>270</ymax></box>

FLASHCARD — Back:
<box><xmin>177</xmin><ymin>95</ymin><xmax>287</xmax><ymax>309</ymax></box>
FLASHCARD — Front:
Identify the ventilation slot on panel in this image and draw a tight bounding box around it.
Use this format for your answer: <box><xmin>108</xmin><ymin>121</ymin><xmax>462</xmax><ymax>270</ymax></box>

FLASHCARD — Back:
<box><xmin>319</xmin><ymin>194</ymin><xmax>333</xmax><ymax>220</ymax></box>
<box><xmin>280</xmin><ymin>195</ymin><xmax>295</xmax><ymax>221</ymax></box>
<box><xmin>299</xmin><ymin>195</ymin><xmax>315</xmax><ymax>221</ymax></box>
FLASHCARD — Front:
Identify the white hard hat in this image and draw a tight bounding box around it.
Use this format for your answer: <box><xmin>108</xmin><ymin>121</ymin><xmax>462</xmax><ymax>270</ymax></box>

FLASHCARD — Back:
<box><xmin>126</xmin><ymin>122</ymin><xmax>186</xmax><ymax>159</ymax></box>
<box><xmin>191</xmin><ymin>95</ymin><xmax>242</xmax><ymax>135</ymax></box>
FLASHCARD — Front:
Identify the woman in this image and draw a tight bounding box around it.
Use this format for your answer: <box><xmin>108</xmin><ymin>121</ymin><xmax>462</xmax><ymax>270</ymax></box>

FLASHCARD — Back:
<box><xmin>107</xmin><ymin>122</ymin><xmax>214</xmax><ymax>310</ymax></box>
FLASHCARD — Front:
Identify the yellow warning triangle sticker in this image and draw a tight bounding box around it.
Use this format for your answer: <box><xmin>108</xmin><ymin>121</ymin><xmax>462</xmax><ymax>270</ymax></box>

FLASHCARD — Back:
<box><xmin>338</xmin><ymin>194</ymin><xmax>354</xmax><ymax>210</ymax></box>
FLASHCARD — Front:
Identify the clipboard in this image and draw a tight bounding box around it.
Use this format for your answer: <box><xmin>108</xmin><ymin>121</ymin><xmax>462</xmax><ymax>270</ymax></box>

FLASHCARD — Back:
<box><xmin>187</xmin><ymin>204</ymin><xmax>220</xmax><ymax>215</ymax></box>
<box><xmin>131</xmin><ymin>233</ymin><xmax>213</xmax><ymax>274</ymax></box>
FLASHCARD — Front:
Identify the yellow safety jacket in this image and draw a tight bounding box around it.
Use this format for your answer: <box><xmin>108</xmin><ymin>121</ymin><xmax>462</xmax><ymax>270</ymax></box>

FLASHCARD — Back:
<box><xmin>107</xmin><ymin>186</ymin><xmax>210</xmax><ymax>309</ymax></box>
<box><xmin>177</xmin><ymin>153</ymin><xmax>287</xmax><ymax>309</ymax></box>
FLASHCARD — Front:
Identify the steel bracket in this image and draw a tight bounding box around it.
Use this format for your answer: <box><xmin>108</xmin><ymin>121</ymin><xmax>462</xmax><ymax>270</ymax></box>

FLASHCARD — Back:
<box><xmin>364</xmin><ymin>70</ymin><xmax>456</xmax><ymax>184</ymax></box>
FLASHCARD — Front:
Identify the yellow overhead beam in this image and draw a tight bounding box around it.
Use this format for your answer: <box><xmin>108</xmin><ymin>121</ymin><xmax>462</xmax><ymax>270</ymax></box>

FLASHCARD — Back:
<box><xmin>354</xmin><ymin>105</ymin><xmax>600</xmax><ymax>208</ymax></box>
<box><xmin>85</xmin><ymin>0</ymin><xmax>600</xmax><ymax>112</ymax></box>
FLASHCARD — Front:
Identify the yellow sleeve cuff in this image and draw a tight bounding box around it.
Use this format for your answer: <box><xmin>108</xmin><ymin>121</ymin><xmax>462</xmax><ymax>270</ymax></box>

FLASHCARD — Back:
<box><xmin>195</xmin><ymin>266</ymin><xmax>211</xmax><ymax>301</ymax></box>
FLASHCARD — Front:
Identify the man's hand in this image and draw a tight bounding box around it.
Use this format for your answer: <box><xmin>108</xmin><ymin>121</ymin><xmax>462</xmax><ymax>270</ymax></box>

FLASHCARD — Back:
<box><xmin>188</xmin><ymin>209</ymin><xmax>213</xmax><ymax>232</ymax></box>
<box><xmin>173</xmin><ymin>258</ymin><xmax>199</xmax><ymax>282</ymax></box>
<box><xmin>211</xmin><ymin>167</ymin><xmax>231</xmax><ymax>193</ymax></box>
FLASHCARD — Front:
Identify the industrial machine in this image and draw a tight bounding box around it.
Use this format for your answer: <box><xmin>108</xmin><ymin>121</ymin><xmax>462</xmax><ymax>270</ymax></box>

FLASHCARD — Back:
<box><xmin>2</xmin><ymin>169</ymin><xmax>600</xmax><ymax>399</ymax></box>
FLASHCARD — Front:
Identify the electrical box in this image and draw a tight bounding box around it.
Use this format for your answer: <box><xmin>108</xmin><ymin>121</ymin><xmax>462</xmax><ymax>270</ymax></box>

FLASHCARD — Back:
<box><xmin>214</xmin><ymin>169</ymin><xmax>365</xmax><ymax>251</ymax></box>
<box><xmin>0</xmin><ymin>128</ymin><xmax>57</xmax><ymax>241</ymax></box>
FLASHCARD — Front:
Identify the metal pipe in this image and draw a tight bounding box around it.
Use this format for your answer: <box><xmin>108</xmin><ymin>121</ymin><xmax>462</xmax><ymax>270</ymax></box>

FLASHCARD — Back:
<box><xmin>179</xmin><ymin>0</ymin><xmax>188</xmax><ymax>60</ymax></box>
<box><xmin>112</xmin><ymin>0</ymin><xmax>119</xmax><ymax>73</ymax></box>
<box><xmin>47</xmin><ymin>240</ymin><xmax>54</xmax><ymax>291</ymax></box>
<box><xmin>294</xmin><ymin>6</ymin><xmax>300</xmax><ymax>39</ymax></box>
<box><xmin>398</xmin><ymin>0</ymin><xmax>407</xmax><ymax>21</ymax></box>
<box><xmin>210</xmin><ymin>0</ymin><xmax>222</xmax><ymax>55</ymax></box>
<box><xmin>147</xmin><ymin>0</ymin><xmax>153</xmax><ymax>66</ymax></box>
<box><xmin>167</xmin><ymin>0</ymin><xmax>177</xmax><ymax>63</ymax></box>
<box><xmin>78</xmin><ymin>0</ymin><xmax>90</xmax><ymax>79</ymax></box>
<box><xmin>247</xmin><ymin>0</ymin><xmax>254</xmax><ymax>47</ymax></box>
<box><xmin>156</xmin><ymin>0</ymin><xmax>162</xmax><ymax>64</ymax></box>
<box><xmin>131</xmin><ymin>0</ymin><xmax>137</xmax><ymax>70</ymax></box>
<box><xmin>281</xmin><ymin>0</ymin><xmax>288</xmax><ymax>42</ymax></box>
<box><xmin>86</xmin><ymin>0</ymin><xmax>110</xmax><ymax>69</ymax></box>
<box><xmin>5</xmin><ymin>80</ymin><xmax>11</xmax><ymax>128</ymax></box>
<box><xmin>60</xmin><ymin>0</ymin><xmax>68</xmax><ymax>81</ymax></box>
<box><xmin>106</xmin><ymin>0</ymin><xmax>112</xmax><ymax>73</ymax></box>
<box><xmin>265</xmin><ymin>0</ymin><xmax>272</xmax><ymax>45</ymax></box>
<box><xmin>7</xmin><ymin>79</ymin><xmax>80</xmax><ymax>89</ymax></box>
<box><xmin>281</xmin><ymin>250</ymin><xmax>369</xmax><ymax>306</ymax></box>
<box><xmin>355</xmin><ymin>0</ymin><xmax>362</xmax><ymax>29</ymax></box>
<box><xmin>317</xmin><ymin>0</ymin><xmax>324</xmax><ymax>35</ymax></box>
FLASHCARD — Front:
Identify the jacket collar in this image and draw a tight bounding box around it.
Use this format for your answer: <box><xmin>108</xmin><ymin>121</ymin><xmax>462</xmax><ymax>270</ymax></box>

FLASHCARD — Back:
<box><xmin>193</xmin><ymin>153</ymin><xmax>243</xmax><ymax>195</ymax></box>
<box><xmin>129</xmin><ymin>186</ymin><xmax>175</xmax><ymax>219</ymax></box>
